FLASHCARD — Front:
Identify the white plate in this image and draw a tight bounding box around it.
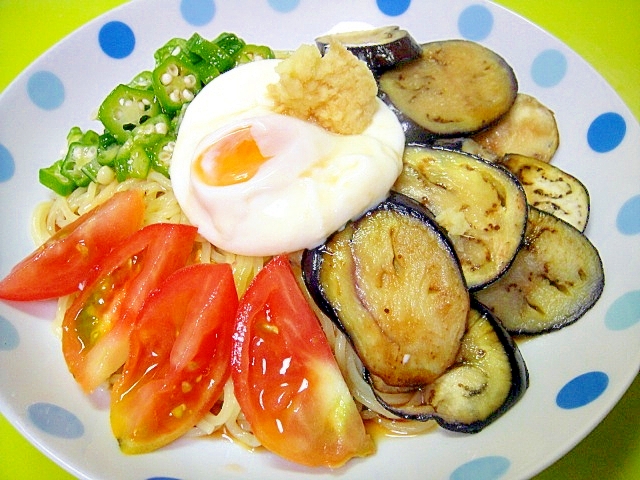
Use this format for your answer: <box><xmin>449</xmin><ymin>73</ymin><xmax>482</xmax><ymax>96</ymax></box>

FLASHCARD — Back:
<box><xmin>1</xmin><ymin>1</ymin><xmax>639</xmax><ymax>479</ymax></box>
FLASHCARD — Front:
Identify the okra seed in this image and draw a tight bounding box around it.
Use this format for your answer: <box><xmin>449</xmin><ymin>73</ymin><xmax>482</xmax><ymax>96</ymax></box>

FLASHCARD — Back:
<box><xmin>169</xmin><ymin>90</ymin><xmax>181</xmax><ymax>103</ymax></box>
<box><xmin>184</xmin><ymin>75</ymin><xmax>197</xmax><ymax>88</ymax></box>
<box><xmin>161</xmin><ymin>72</ymin><xmax>173</xmax><ymax>86</ymax></box>
<box><xmin>155</xmin><ymin>123</ymin><xmax>168</xmax><ymax>135</ymax></box>
<box><xmin>168</xmin><ymin>64</ymin><xmax>179</xmax><ymax>77</ymax></box>
<box><xmin>96</xmin><ymin>165</ymin><xmax>115</xmax><ymax>185</ymax></box>
<box><xmin>182</xmin><ymin>89</ymin><xmax>195</xmax><ymax>102</ymax></box>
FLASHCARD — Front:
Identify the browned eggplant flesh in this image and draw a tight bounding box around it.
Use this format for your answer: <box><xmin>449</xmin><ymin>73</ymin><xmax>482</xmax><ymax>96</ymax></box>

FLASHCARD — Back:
<box><xmin>368</xmin><ymin>299</ymin><xmax>528</xmax><ymax>433</ymax></box>
<box><xmin>315</xmin><ymin>25</ymin><xmax>423</xmax><ymax>74</ymax></box>
<box><xmin>474</xmin><ymin>207</ymin><xmax>604</xmax><ymax>335</ymax></box>
<box><xmin>378</xmin><ymin>39</ymin><xmax>518</xmax><ymax>142</ymax></box>
<box><xmin>473</xmin><ymin>93</ymin><xmax>560</xmax><ymax>163</ymax></box>
<box><xmin>432</xmin><ymin>137</ymin><xmax>501</xmax><ymax>163</ymax></box>
<box><xmin>500</xmin><ymin>153</ymin><xmax>590</xmax><ymax>232</ymax></box>
<box><xmin>393</xmin><ymin>146</ymin><xmax>528</xmax><ymax>290</ymax></box>
<box><xmin>302</xmin><ymin>192</ymin><xmax>469</xmax><ymax>388</ymax></box>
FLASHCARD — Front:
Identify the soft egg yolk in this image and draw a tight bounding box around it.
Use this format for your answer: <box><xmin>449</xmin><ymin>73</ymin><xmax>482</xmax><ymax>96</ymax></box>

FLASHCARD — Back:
<box><xmin>193</xmin><ymin>126</ymin><xmax>272</xmax><ymax>186</ymax></box>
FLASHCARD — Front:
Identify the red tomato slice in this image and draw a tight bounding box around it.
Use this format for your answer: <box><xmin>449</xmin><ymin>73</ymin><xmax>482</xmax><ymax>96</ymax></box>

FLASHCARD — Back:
<box><xmin>232</xmin><ymin>255</ymin><xmax>374</xmax><ymax>468</ymax></box>
<box><xmin>0</xmin><ymin>190</ymin><xmax>145</xmax><ymax>301</ymax></box>
<box><xmin>62</xmin><ymin>222</ymin><xmax>197</xmax><ymax>393</ymax></box>
<box><xmin>110</xmin><ymin>263</ymin><xmax>238</xmax><ymax>454</ymax></box>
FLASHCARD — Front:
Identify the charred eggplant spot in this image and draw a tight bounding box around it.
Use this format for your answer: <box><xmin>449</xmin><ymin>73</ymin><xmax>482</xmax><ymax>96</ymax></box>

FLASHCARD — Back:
<box><xmin>393</xmin><ymin>146</ymin><xmax>528</xmax><ymax>290</ymax></box>
<box><xmin>474</xmin><ymin>207</ymin><xmax>604</xmax><ymax>334</ymax></box>
<box><xmin>368</xmin><ymin>300</ymin><xmax>528</xmax><ymax>433</ymax></box>
<box><xmin>378</xmin><ymin>39</ymin><xmax>518</xmax><ymax>140</ymax></box>
<box><xmin>302</xmin><ymin>193</ymin><xmax>469</xmax><ymax>388</ymax></box>
<box><xmin>500</xmin><ymin>153</ymin><xmax>590</xmax><ymax>232</ymax></box>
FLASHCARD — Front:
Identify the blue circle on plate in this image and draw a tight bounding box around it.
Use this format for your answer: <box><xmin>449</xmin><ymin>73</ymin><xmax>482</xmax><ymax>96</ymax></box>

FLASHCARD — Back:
<box><xmin>180</xmin><ymin>0</ymin><xmax>216</xmax><ymax>26</ymax></box>
<box><xmin>617</xmin><ymin>194</ymin><xmax>640</xmax><ymax>235</ymax></box>
<box><xmin>377</xmin><ymin>0</ymin><xmax>411</xmax><ymax>16</ymax></box>
<box><xmin>26</xmin><ymin>71</ymin><xmax>65</xmax><ymax>110</ymax></box>
<box><xmin>458</xmin><ymin>4</ymin><xmax>494</xmax><ymax>41</ymax></box>
<box><xmin>268</xmin><ymin>0</ymin><xmax>300</xmax><ymax>13</ymax></box>
<box><xmin>0</xmin><ymin>143</ymin><xmax>15</xmax><ymax>182</ymax></box>
<box><xmin>99</xmin><ymin>21</ymin><xmax>136</xmax><ymax>59</ymax></box>
<box><xmin>450</xmin><ymin>456</ymin><xmax>510</xmax><ymax>480</ymax></box>
<box><xmin>556</xmin><ymin>371</ymin><xmax>609</xmax><ymax>409</ymax></box>
<box><xmin>587</xmin><ymin>112</ymin><xmax>626</xmax><ymax>153</ymax></box>
<box><xmin>0</xmin><ymin>316</ymin><xmax>20</xmax><ymax>351</ymax></box>
<box><xmin>27</xmin><ymin>402</ymin><xmax>85</xmax><ymax>439</ymax></box>
<box><xmin>605</xmin><ymin>290</ymin><xmax>640</xmax><ymax>331</ymax></box>
<box><xmin>531</xmin><ymin>49</ymin><xmax>567</xmax><ymax>88</ymax></box>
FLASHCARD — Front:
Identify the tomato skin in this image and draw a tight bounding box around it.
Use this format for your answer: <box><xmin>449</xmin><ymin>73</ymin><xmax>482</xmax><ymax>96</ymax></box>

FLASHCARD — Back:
<box><xmin>110</xmin><ymin>262</ymin><xmax>238</xmax><ymax>454</ymax></box>
<box><xmin>62</xmin><ymin>222</ymin><xmax>197</xmax><ymax>393</ymax></box>
<box><xmin>232</xmin><ymin>255</ymin><xmax>374</xmax><ymax>468</ymax></box>
<box><xmin>0</xmin><ymin>190</ymin><xmax>145</xmax><ymax>301</ymax></box>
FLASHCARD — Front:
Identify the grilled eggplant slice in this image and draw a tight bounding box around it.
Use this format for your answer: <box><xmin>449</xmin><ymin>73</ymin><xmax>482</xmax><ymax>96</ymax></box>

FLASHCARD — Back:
<box><xmin>378</xmin><ymin>39</ymin><xmax>518</xmax><ymax>142</ymax></box>
<box><xmin>316</xmin><ymin>26</ymin><xmax>422</xmax><ymax>75</ymax></box>
<box><xmin>368</xmin><ymin>299</ymin><xmax>528</xmax><ymax>433</ymax></box>
<box><xmin>302</xmin><ymin>192</ymin><xmax>469</xmax><ymax>388</ymax></box>
<box><xmin>432</xmin><ymin>137</ymin><xmax>500</xmax><ymax>162</ymax></box>
<box><xmin>393</xmin><ymin>146</ymin><xmax>528</xmax><ymax>290</ymax></box>
<box><xmin>500</xmin><ymin>153</ymin><xmax>590</xmax><ymax>231</ymax></box>
<box><xmin>473</xmin><ymin>93</ymin><xmax>560</xmax><ymax>163</ymax></box>
<box><xmin>475</xmin><ymin>207</ymin><xmax>604</xmax><ymax>334</ymax></box>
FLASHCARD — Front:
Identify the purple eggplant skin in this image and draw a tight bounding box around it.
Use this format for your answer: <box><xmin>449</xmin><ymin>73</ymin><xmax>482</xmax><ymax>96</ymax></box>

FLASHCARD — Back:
<box><xmin>378</xmin><ymin>39</ymin><xmax>518</xmax><ymax>141</ymax></box>
<box><xmin>394</xmin><ymin>144</ymin><xmax>529</xmax><ymax>291</ymax></box>
<box><xmin>377</xmin><ymin>89</ymin><xmax>440</xmax><ymax>145</ymax></box>
<box><xmin>368</xmin><ymin>298</ymin><xmax>529</xmax><ymax>434</ymax></box>
<box><xmin>301</xmin><ymin>191</ymin><xmax>463</xmax><ymax>338</ymax></box>
<box><xmin>315</xmin><ymin>26</ymin><xmax>423</xmax><ymax>76</ymax></box>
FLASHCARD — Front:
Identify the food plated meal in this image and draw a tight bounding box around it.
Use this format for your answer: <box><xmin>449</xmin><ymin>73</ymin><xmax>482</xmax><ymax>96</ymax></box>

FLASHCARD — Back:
<box><xmin>1</xmin><ymin>0</ymin><xmax>640</xmax><ymax>480</ymax></box>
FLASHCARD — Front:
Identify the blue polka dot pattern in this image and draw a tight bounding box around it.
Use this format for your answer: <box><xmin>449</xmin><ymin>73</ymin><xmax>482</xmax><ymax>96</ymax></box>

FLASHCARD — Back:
<box><xmin>616</xmin><ymin>195</ymin><xmax>640</xmax><ymax>235</ymax></box>
<box><xmin>27</xmin><ymin>402</ymin><xmax>85</xmax><ymax>439</ymax></box>
<box><xmin>376</xmin><ymin>0</ymin><xmax>411</xmax><ymax>16</ymax></box>
<box><xmin>99</xmin><ymin>21</ymin><xmax>136</xmax><ymax>59</ymax></box>
<box><xmin>27</xmin><ymin>71</ymin><xmax>65</xmax><ymax>110</ymax></box>
<box><xmin>268</xmin><ymin>0</ymin><xmax>300</xmax><ymax>13</ymax></box>
<box><xmin>0</xmin><ymin>316</ymin><xmax>19</xmax><ymax>351</ymax></box>
<box><xmin>450</xmin><ymin>456</ymin><xmax>510</xmax><ymax>480</ymax></box>
<box><xmin>180</xmin><ymin>0</ymin><xmax>216</xmax><ymax>26</ymax></box>
<box><xmin>605</xmin><ymin>290</ymin><xmax>640</xmax><ymax>331</ymax></box>
<box><xmin>0</xmin><ymin>143</ymin><xmax>15</xmax><ymax>182</ymax></box>
<box><xmin>531</xmin><ymin>49</ymin><xmax>567</xmax><ymax>88</ymax></box>
<box><xmin>587</xmin><ymin>112</ymin><xmax>627</xmax><ymax>153</ymax></box>
<box><xmin>556</xmin><ymin>371</ymin><xmax>609</xmax><ymax>409</ymax></box>
<box><xmin>458</xmin><ymin>5</ymin><xmax>494</xmax><ymax>41</ymax></box>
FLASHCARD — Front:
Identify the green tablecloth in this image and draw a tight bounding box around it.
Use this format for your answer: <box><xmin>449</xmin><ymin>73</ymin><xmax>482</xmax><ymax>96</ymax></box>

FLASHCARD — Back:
<box><xmin>0</xmin><ymin>1</ymin><xmax>638</xmax><ymax>479</ymax></box>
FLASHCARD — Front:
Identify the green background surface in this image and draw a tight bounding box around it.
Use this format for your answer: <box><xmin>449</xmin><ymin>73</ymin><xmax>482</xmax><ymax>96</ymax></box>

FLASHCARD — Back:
<box><xmin>0</xmin><ymin>1</ymin><xmax>638</xmax><ymax>479</ymax></box>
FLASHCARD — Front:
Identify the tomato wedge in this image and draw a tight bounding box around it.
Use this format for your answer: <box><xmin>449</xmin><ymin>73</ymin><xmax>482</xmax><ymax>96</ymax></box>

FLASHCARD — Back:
<box><xmin>62</xmin><ymin>222</ymin><xmax>197</xmax><ymax>393</ymax></box>
<box><xmin>231</xmin><ymin>255</ymin><xmax>374</xmax><ymax>468</ymax></box>
<box><xmin>0</xmin><ymin>190</ymin><xmax>145</xmax><ymax>301</ymax></box>
<box><xmin>110</xmin><ymin>263</ymin><xmax>238</xmax><ymax>454</ymax></box>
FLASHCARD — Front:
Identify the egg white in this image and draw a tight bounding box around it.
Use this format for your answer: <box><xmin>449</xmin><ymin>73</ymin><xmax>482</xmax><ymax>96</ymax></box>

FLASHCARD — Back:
<box><xmin>170</xmin><ymin>59</ymin><xmax>405</xmax><ymax>256</ymax></box>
